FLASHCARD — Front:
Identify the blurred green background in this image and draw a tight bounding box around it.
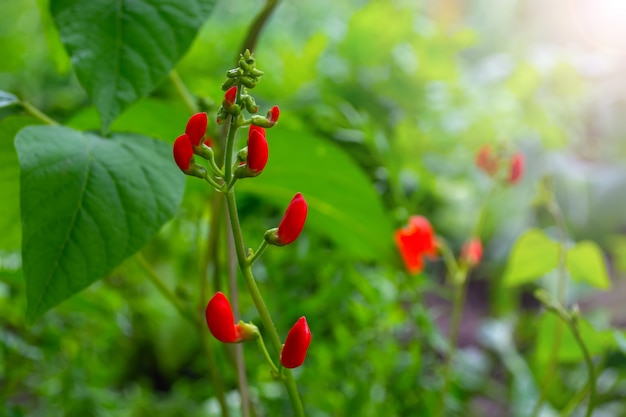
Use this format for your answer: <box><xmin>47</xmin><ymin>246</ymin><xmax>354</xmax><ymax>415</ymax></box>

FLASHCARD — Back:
<box><xmin>2</xmin><ymin>0</ymin><xmax>626</xmax><ymax>416</ymax></box>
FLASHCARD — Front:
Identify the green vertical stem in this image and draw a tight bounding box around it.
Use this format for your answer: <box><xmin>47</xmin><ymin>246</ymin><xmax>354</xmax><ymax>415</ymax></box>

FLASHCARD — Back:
<box><xmin>226</xmin><ymin>213</ymin><xmax>253</xmax><ymax>417</ymax></box>
<box><xmin>238</xmin><ymin>0</ymin><xmax>280</xmax><ymax>58</ymax></box>
<box><xmin>437</xmin><ymin>270</ymin><xmax>468</xmax><ymax>415</ymax></box>
<box><xmin>224</xmin><ymin>191</ymin><xmax>305</xmax><ymax>417</ymax></box>
<box><xmin>531</xmin><ymin>195</ymin><xmax>571</xmax><ymax>417</ymax></box>
<box><xmin>568</xmin><ymin>318</ymin><xmax>597</xmax><ymax>417</ymax></box>
<box><xmin>199</xmin><ymin>330</ymin><xmax>231</xmax><ymax>417</ymax></box>
<box><xmin>535</xmin><ymin>290</ymin><xmax>597</xmax><ymax>417</ymax></box>
<box><xmin>198</xmin><ymin>195</ymin><xmax>230</xmax><ymax>417</ymax></box>
<box><xmin>437</xmin><ymin>184</ymin><xmax>496</xmax><ymax>415</ymax></box>
<box><xmin>169</xmin><ymin>70</ymin><xmax>198</xmax><ymax>113</ymax></box>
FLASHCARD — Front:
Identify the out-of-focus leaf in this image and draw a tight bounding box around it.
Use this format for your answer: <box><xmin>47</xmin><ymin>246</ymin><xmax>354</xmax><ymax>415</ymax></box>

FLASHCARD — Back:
<box><xmin>237</xmin><ymin>120</ymin><xmax>394</xmax><ymax>261</ymax></box>
<box><xmin>0</xmin><ymin>91</ymin><xmax>19</xmax><ymax>109</ymax></box>
<box><xmin>50</xmin><ymin>0</ymin><xmax>216</xmax><ymax>131</ymax></box>
<box><xmin>566</xmin><ymin>241</ymin><xmax>610</xmax><ymax>290</ymax></box>
<box><xmin>608</xmin><ymin>235</ymin><xmax>626</xmax><ymax>273</ymax></box>
<box><xmin>503</xmin><ymin>228</ymin><xmax>560</xmax><ymax>287</ymax></box>
<box><xmin>15</xmin><ymin>125</ymin><xmax>184</xmax><ymax>321</ymax></box>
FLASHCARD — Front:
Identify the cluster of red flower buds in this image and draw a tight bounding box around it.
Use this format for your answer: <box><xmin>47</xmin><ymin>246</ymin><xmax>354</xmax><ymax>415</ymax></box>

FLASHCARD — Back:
<box><xmin>173</xmin><ymin>50</ymin><xmax>311</xmax><ymax>371</ymax></box>
<box><xmin>475</xmin><ymin>144</ymin><xmax>525</xmax><ymax>185</ymax></box>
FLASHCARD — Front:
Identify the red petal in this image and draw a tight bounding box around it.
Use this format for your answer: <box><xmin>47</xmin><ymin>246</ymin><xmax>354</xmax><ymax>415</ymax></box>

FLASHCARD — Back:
<box><xmin>280</xmin><ymin>316</ymin><xmax>311</xmax><ymax>368</ymax></box>
<box><xmin>277</xmin><ymin>193</ymin><xmax>308</xmax><ymax>245</ymax></box>
<box><xmin>185</xmin><ymin>113</ymin><xmax>208</xmax><ymax>146</ymax></box>
<box><xmin>247</xmin><ymin>128</ymin><xmax>269</xmax><ymax>173</ymax></box>
<box><xmin>173</xmin><ymin>134</ymin><xmax>193</xmax><ymax>171</ymax></box>
<box><xmin>205</xmin><ymin>292</ymin><xmax>239</xmax><ymax>343</ymax></box>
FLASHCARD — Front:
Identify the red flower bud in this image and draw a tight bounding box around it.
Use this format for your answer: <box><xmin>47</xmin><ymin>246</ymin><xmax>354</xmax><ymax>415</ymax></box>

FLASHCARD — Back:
<box><xmin>394</xmin><ymin>216</ymin><xmax>437</xmax><ymax>274</ymax></box>
<box><xmin>461</xmin><ymin>238</ymin><xmax>483</xmax><ymax>267</ymax></box>
<box><xmin>280</xmin><ymin>316</ymin><xmax>311</xmax><ymax>369</ymax></box>
<box><xmin>508</xmin><ymin>152</ymin><xmax>525</xmax><ymax>185</ymax></box>
<box><xmin>185</xmin><ymin>112</ymin><xmax>208</xmax><ymax>146</ymax></box>
<box><xmin>267</xmin><ymin>105</ymin><xmax>280</xmax><ymax>124</ymax></box>
<box><xmin>247</xmin><ymin>125</ymin><xmax>268</xmax><ymax>174</ymax></box>
<box><xmin>249</xmin><ymin>124</ymin><xmax>266</xmax><ymax>140</ymax></box>
<box><xmin>173</xmin><ymin>134</ymin><xmax>194</xmax><ymax>171</ymax></box>
<box><xmin>205</xmin><ymin>292</ymin><xmax>240</xmax><ymax>343</ymax></box>
<box><xmin>276</xmin><ymin>193</ymin><xmax>308</xmax><ymax>245</ymax></box>
<box><xmin>475</xmin><ymin>144</ymin><xmax>499</xmax><ymax>176</ymax></box>
<box><xmin>224</xmin><ymin>86</ymin><xmax>237</xmax><ymax>106</ymax></box>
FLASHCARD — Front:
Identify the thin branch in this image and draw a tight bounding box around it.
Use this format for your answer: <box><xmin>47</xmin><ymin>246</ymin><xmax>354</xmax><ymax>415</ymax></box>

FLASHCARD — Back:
<box><xmin>237</xmin><ymin>0</ymin><xmax>280</xmax><ymax>59</ymax></box>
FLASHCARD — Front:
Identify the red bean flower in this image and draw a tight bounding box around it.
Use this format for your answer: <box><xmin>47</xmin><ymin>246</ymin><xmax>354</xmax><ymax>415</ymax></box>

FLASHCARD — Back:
<box><xmin>394</xmin><ymin>216</ymin><xmax>437</xmax><ymax>274</ymax></box>
<box><xmin>224</xmin><ymin>86</ymin><xmax>237</xmax><ymax>106</ymax></box>
<box><xmin>280</xmin><ymin>317</ymin><xmax>311</xmax><ymax>369</ymax></box>
<box><xmin>173</xmin><ymin>134</ymin><xmax>194</xmax><ymax>172</ymax></box>
<box><xmin>461</xmin><ymin>238</ymin><xmax>483</xmax><ymax>267</ymax></box>
<box><xmin>274</xmin><ymin>192</ymin><xmax>308</xmax><ymax>245</ymax></box>
<box><xmin>475</xmin><ymin>144</ymin><xmax>499</xmax><ymax>177</ymax></box>
<box><xmin>247</xmin><ymin>125</ymin><xmax>269</xmax><ymax>174</ymax></box>
<box><xmin>205</xmin><ymin>291</ymin><xmax>240</xmax><ymax>343</ymax></box>
<box><xmin>205</xmin><ymin>292</ymin><xmax>259</xmax><ymax>343</ymax></box>
<box><xmin>185</xmin><ymin>112</ymin><xmax>208</xmax><ymax>146</ymax></box>
<box><xmin>267</xmin><ymin>105</ymin><xmax>280</xmax><ymax>124</ymax></box>
<box><xmin>508</xmin><ymin>152</ymin><xmax>525</xmax><ymax>185</ymax></box>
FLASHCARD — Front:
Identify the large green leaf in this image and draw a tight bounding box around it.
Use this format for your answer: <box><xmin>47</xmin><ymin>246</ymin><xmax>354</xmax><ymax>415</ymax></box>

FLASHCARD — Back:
<box><xmin>0</xmin><ymin>116</ymin><xmax>40</xmax><ymax>251</ymax></box>
<box><xmin>503</xmin><ymin>228</ymin><xmax>560</xmax><ymax>287</ymax></box>
<box><xmin>237</xmin><ymin>121</ymin><xmax>394</xmax><ymax>260</ymax></box>
<box><xmin>566</xmin><ymin>241</ymin><xmax>611</xmax><ymax>290</ymax></box>
<box><xmin>67</xmin><ymin>99</ymin><xmax>190</xmax><ymax>143</ymax></box>
<box><xmin>50</xmin><ymin>0</ymin><xmax>216</xmax><ymax>131</ymax></box>
<box><xmin>15</xmin><ymin>125</ymin><xmax>185</xmax><ymax>321</ymax></box>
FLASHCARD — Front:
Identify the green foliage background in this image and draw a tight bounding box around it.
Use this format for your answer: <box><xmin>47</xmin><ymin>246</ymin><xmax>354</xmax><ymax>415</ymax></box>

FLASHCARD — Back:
<box><xmin>2</xmin><ymin>0</ymin><xmax>626</xmax><ymax>416</ymax></box>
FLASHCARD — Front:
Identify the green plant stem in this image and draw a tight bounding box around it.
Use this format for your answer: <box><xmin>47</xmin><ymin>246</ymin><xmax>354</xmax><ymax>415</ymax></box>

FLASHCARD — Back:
<box><xmin>170</xmin><ymin>70</ymin><xmax>198</xmax><ymax>113</ymax></box>
<box><xmin>531</xmin><ymin>194</ymin><xmax>570</xmax><ymax>417</ymax></box>
<box><xmin>136</xmin><ymin>253</ymin><xmax>194</xmax><ymax>323</ymax></box>
<box><xmin>437</xmin><ymin>184</ymin><xmax>496</xmax><ymax>415</ymax></box>
<box><xmin>238</xmin><ymin>0</ymin><xmax>280</xmax><ymax>58</ymax></box>
<box><xmin>20</xmin><ymin>101</ymin><xmax>59</xmax><ymax>125</ymax></box>
<box><xmin>570</xmin><ymin>319</ymin><xmax>597</xmax><ymax>417</ymax></box>
<box><xmin>224</xmin><ymin>190</ymin><xmax>305</xmax><ymax>417</ymax></box>
<box><xmin>226</xmin><ymin>213</ymin><xmax>253</xmax><ymax>417</ymax></box>
<box><xmin>437</xmin><ymin>265</ymin><xmax>468</xmax><ymax>415</ymax></box>
<box><xmin>535</xmin><ymin>291</ymin><xmax>597</xmax><ymax>417</ymax></box>
<box><xmin>257</xmin><ymin>335</ymin><xmax>280</xmax><ymax>374</ymax></box>
<box><xmin>204</xmin><ymin>174</ymin><xmax>223</xmax><ymax>190</ymax></box>
<box><xmin>560</xmin><ymin>383</ymin><xmax>589</xmax><ymax>417</ymax></box>
<box><xmin>247</xmin><ymin>240</ymin><xmax>268</xmax><ymax>266</ymax></box>
<box><xmin>198</xmin><ymin>196</ymin><xmax>231</xmax><ymax>417</ymax></box>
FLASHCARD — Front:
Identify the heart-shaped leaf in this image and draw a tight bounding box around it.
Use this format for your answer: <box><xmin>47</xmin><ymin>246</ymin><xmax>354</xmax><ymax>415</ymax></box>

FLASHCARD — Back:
<box><xmin>50</xmin><ymin>0</ymin><xmax>216</xmax><ymax>131</ymax></box>
<box><xmin>15</xmin><ymin>125</ymin><xmax>185</xmax><ymax>321</ymax></box>
<box><xmin>566</xmin><ymin>241</ymin><xmax>611</xmax><ymax>290</ymax></box>
<box><xmin>503</xmin><ymin>228</ymin><xmax>560</xmax><ymax>287</ymax></box>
